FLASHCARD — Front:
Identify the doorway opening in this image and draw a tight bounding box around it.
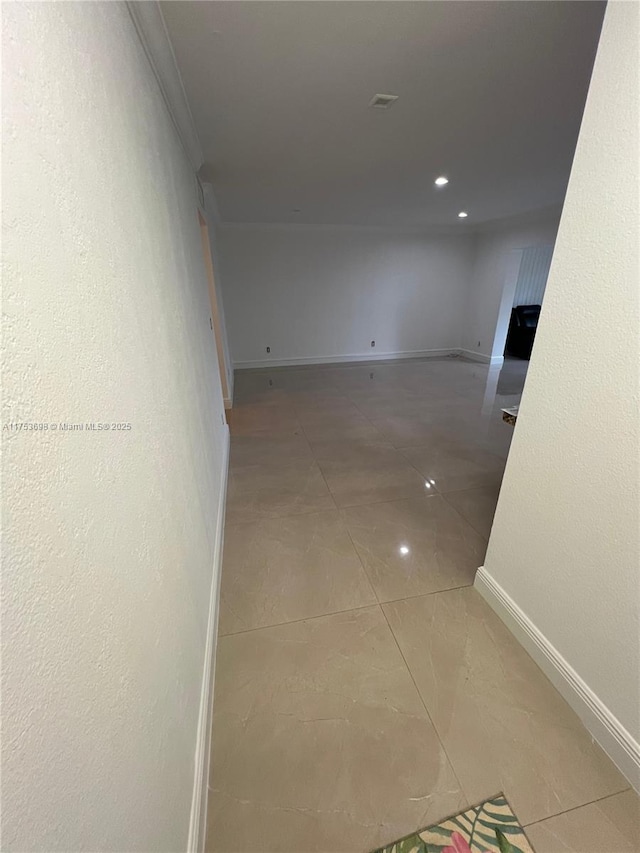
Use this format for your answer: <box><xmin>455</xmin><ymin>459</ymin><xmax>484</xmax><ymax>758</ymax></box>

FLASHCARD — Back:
<box><xmin>491</xmin><ymin>245</ymin><xmax>554</xmax><ymax>365</ymax></box>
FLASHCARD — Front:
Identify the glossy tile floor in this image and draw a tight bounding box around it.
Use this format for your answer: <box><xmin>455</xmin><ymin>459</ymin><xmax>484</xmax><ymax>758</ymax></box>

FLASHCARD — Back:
<box><xmin>207</xmin><ymin>357</ymin><xmax>636</xmax><ymax>853</ymax></box>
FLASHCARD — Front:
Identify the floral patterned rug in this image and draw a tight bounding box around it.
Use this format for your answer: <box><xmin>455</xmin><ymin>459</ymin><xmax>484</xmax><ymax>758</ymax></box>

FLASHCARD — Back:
<box><xmin>372</xmin><ymin>794</ymin><xmax>535</xmax><ymax>853</ymax></box>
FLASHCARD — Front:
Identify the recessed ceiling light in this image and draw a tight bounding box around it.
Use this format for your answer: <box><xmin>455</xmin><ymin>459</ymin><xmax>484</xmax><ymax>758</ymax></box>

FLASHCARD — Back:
<box><xmin>458</xmin><ymin>211</ymin><xmax>468</xmax><ymax>218</ymax></box>
<box><xmin>434</xmin><ymin>176</ymin><xmax>449</xmax><ymax>186</ymax></box>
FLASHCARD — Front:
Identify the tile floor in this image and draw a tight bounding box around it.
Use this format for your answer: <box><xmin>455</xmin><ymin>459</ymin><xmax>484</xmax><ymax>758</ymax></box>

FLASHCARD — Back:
<box><xmin>207</xmin><ymin>357</ymin><xmax>636</xmax><ymax>853</ymax></box>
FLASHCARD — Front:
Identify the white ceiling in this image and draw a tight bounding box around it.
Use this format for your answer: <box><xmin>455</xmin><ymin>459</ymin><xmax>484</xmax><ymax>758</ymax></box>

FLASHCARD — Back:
<box><xmin>160</xmin><ymin>1</ymin><xmax>605</xmax><ymax>227</ymax></box>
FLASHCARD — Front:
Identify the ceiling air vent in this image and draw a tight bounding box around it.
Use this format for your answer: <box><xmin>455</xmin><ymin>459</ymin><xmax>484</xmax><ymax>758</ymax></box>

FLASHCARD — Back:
<box><xmin>369</xmin><ymin>93</ymin><xmax>399</xmax><ymax>110</ymax></box>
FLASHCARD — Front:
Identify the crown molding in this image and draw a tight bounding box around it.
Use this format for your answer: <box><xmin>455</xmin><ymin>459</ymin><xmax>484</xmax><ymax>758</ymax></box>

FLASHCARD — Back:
<box><xmin>126</xmin><ymin>1</ymin><xmax>203</xmax><ymax>172</ymax></box>
<box><xmin>215</xmin><ymin>221</ymin><xmax>472</xmax><ymax>236</ymax></box>
<box><xmin>213</xmin><ymin>205</ymin><xmax>562</xmax><ymax>235</ymax></box>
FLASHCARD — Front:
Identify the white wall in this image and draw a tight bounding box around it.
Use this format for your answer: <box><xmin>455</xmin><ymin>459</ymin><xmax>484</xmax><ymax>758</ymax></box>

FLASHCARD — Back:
<box><xmin>2</xmin><ymin>3</ymin><xmax>228</xmax><ymax>850</ymax></box>
<box><xmin>217</xmin><ymin>219</ymin><xmax>560</xmax><ymax>370</ymax></box>
<box><xmin>217</xmin><ymin>225</ymin><xmax>475</xmax><ymax>367</ymax></box>
<box><xmin>478</xmin><ymin>0</ymin><xmax>639</xmax><ymax>785</ymax></box>
<box><xmin>462</xmin><ymin>212</ymin><xmax>560</xmax><ymax>361</ymax></box>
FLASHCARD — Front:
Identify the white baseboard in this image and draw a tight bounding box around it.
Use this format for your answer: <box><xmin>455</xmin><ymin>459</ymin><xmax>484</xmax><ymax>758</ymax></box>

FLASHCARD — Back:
<box><xmin>475</xmin><ymin>566</ymin><xmax>640</xmax><ymax>792</ymax></box>
<box><xmin>234</xmin><ymin>348</ymin><xmax>459</xmax><ymax>370</ymax></box>
<box><xmin>459</xmin><ymin>349</ymin><xmax>504</xmax><ymax>367</ymax></box>
<box><xmin>187</xmin><ymin>426</ymin><xmax>230</xmax><ymax>853</ymax></box>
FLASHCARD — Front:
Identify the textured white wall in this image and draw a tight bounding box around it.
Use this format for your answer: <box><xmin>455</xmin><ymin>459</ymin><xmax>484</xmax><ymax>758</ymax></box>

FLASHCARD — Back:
<box><xmin>2</xmin><ymin>3</ymin><xmax>227</xmax><ymax>850</ymax></box>
<box><xmin>217</xmin><ymin>225</ymin><xmax>474</xmax><ymax>366</ymax></box>
<box><xmin>484</xmin><ymin>0</ymin><xmax>639</xmax><ymax>747</ymax></box>
<box><xmin>462</xmin><ymin>214</ymin><xmax>560</xmax><ymax>359</ymax></box>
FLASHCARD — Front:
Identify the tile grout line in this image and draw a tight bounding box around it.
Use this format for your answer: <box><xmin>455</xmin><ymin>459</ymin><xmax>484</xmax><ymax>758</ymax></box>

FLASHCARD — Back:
<box><xmin>229</xmin><ymin>467</ymin><xmax>501</xmax><ymax>523</ymax></box>
<box><xmin>522</xmin><ymin>786</ymin><xmax>632</xmax><ymax>828</ymax></box>
<box><xmin>439</xmin><ymin>491</ymin><xmax>491</xmax><ymax>543</ymax></box>
<box><xmin>287</xmin><ymin>425</ymin><xmax>379</xmax><ymax>605</ymax></box>
<box><xmin>228</xmin><ymin>472</ymin><xmax>466</xmax><ymax>517</ymax></box>
<box><xmin>231</xmin><ymin>449</ymin><xmax>445</xmax><ymax>514</ymax></box>
<box><xmin>296</xmin><ymin>405</ymin><xmax>459</xmax><ymax>516</ymax></box>
<box><xmin>219</xmin><ymin>601</ymin><xmax>382</xmax><ymax>639</ymax></box>
<box><xmin>296</xmin><ymin>420</ymin><xmax>341</xmax><ymax>513</ymax></box>
<box><xmin>338</xmin><ymin>508</ymin><xmax>384</xmax><ymax>606</ymax></box>
<box><xmin>378</xmin><ymin>601</ymin><xmax>471</xmax><ymax>808</ymax></box>
<box><xmin>382</xmin><ymin>583</ymin><xmax>476</xmax><ymax>606</ymax></box>
<box><xmin>218</xmin><ymin>586</ymin><xmax>477</xmax><ymax>639</ymax></box>
<box><xmin>343</xmin><ymin>389</ymin><xmax>394</xmax><ymax>444</ymax></box>
<box><xmin>226</xmin><ymin>421</ymin><xmax>338</xmax><ymax>522</ymax></box>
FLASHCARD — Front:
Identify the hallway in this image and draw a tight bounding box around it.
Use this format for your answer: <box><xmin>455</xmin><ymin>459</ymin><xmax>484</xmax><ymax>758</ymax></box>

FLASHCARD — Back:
<box><xmin>207</xmin><ymin>357</ymin><xmax>635</xmax><ymax>853</ymax></box>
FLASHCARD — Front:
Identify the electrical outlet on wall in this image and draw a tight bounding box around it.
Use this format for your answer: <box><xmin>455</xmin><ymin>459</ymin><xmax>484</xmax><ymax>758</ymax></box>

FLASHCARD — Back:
<box><xmin>477</xmin><ymin>341</ymin><xmax>481</xmax><ymax>347</ymax></box>
<box><xmin>266</xmin><ymin>346</ymin><xmax>271</xmax><ymax>353</ymax></box>
<box><xmin>371</xmin><ymin>340</ymin><xmax>376</xmax><ymax>347</ymax></box>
